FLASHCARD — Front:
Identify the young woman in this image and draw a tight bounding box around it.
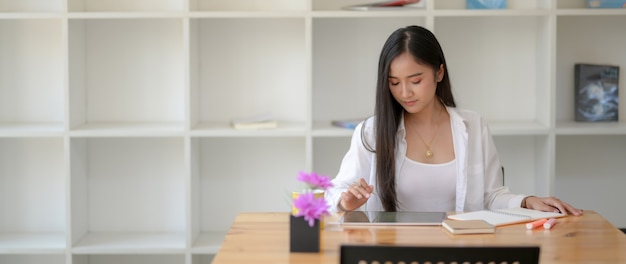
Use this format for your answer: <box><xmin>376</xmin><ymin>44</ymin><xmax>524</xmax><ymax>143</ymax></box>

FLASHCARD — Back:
<box><xmin>325</xmin><ymin>25</ymin><xmax>582</xmax><ymax>216</ymax></box>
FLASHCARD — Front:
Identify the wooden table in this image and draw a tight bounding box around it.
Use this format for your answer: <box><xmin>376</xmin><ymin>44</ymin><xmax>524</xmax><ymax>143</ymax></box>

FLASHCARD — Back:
<box><xmin>213</xmin><ymin>211</ymin><xmax>626</xmax><ymax>263</ymax></box>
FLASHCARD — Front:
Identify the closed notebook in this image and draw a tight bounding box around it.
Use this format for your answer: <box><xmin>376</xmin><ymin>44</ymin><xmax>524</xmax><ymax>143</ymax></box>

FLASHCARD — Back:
<box><xmin>447</xmin><ymin>207</ymin><xmax>565</xmax><ymax>226</ymax></box>
<box><xmin>442</xmin><ymin>219</ymin><xmax>495</xmax><ymax>234</ymax></box>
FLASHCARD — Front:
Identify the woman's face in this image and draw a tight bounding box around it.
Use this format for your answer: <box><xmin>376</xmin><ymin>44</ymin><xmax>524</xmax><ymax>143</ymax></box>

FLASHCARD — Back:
<box><xmin>388</xmin><ymin>52</ymin><xmax>443</xmax><ymax>114</ymax></box>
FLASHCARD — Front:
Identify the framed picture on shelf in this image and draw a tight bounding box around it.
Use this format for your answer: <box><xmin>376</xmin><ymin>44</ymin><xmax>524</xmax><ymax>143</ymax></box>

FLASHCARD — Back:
<box><xmin>574</xmin><ymin>63</ymin><xmax>620</xmax><ymax>122</ymax></box>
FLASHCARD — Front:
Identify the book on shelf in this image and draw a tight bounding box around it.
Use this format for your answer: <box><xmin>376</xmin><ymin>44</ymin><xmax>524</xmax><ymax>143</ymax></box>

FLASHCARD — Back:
<box><xmin>331</xmin><ymin>118</ymin><xmax>365</xmax><ymax>130</ymax></box>
<box><xmin>447</xmin><ymin>207</ymin><xmax>565</xmax><ymax>227</ymax></box>
<box><xmin>466</xmin><ymin>0</ymin><xmax>507</xmax><ymax>9</ymax></box>
<box><xmin>343</xmin><ymin>0</ymin><xmax>424</xmax><ymax>11</ymax></box>
<box><xmin>587</xmin><ymin>0</ymin><xmax>626</xmax><ymax>8</ymax></box>
<box><xmin>442</xmin><ymin>219</ymin><xmax>495</xmax><ymax>235</ymax></box>
<box><xmin>230</xmin><ymin>113</ymin><xmax>277</xmax><ymax>130</ymax></box>
<box><xmin>574</xmin><ymin>63</ymin><xmax>619</xmax><ymax>122</ymax></box>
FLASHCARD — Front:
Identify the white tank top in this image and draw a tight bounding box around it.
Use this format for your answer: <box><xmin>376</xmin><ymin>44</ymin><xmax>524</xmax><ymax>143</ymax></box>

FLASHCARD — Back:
<box><xmin>396</xmin><ymin>157</ymin><xmax>456</xmax><ymax>212</ymax></box>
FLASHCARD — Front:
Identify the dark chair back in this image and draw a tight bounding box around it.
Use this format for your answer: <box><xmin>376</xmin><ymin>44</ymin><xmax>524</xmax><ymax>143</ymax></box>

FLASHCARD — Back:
<box><xmin>340</xmin><ymin>244</ymin><xmax>540</xmax><ymax>264</ymax></box>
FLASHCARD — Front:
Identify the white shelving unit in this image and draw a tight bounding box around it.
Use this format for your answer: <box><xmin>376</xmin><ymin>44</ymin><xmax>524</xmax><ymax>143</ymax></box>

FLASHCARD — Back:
<box><xmin>1</xmin><ymin>0</ymin><xmax>624</xmax><ymax>263</ymax></box>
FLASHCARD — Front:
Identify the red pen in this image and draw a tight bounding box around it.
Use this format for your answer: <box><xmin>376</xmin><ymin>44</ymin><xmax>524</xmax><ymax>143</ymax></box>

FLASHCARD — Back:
<box><xmin>526</xmin><ymin>218</ymin><xmax>548</xmax><ymax>230</ymax></box>
<box><xmin>543</xmin><ymin>218</ymin><xmax>557</xmax><ymax>230</ymax></box>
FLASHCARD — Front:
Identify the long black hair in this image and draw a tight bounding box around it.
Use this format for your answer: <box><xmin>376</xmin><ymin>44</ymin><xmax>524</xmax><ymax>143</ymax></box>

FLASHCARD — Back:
<box><xmin>365</xmin><ymin>25</ymin><xmax>456</xmax><ymax>211</ymax></box>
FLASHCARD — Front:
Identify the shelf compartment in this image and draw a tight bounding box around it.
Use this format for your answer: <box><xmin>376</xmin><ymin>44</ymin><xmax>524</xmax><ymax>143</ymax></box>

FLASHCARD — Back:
<box><xmin>435</xmin><ymin>16</ymin><xmax>552</xmax><ymax>128</ymax></box>
<box><xmin>0</xmin><ymin>254</ymin><xmax>65</xmax><ymax>264</ymax></box>
<box><xmin>68</xmin><ymin>19</ymin><xmax>185</xmax><ymax>133</ymax></box>
<box><xmin>555</xmin><ymin>135</ymin><xmax>626</xmax><ymax>228</ymax></box>
<box><xmin>189</xmin><ymin>137</ymin><xmax>306</xmax><ymax>252</ymax></box>
<box><xmin>69</xmin><ymin>138</ymin><xmax>186</xmax><ymax>252</ymax></box>
<box><xmin>0</xmin><ymin>138</ymin><xmax>66</xmax><ymax>252</ymax></box>
<box><xmin>493</xmin><ymin>135</ymin><xmax>551</xmax><ymax>196</ymax></box>
<box><xmin>0</xmin><ymin>0</ymin><xmax>63</xmax><ymax>12</ymax></box>
<box><xmin>68</xmin><ymin>0</ymin><xmax>185</xmax><ymax>12</ymax></box>
<box><xmin>313</xmin><ymin>137</ymin><xmax>351</xmax><ymax>177</ymax></box>
<box><xmin>555</xmin><ymin>16</ymin><xmax>626</xmax><ymax>125</ymax></box>
<box><xmin>192</xmin><ymin>254</ymin><xmax>215</xmax><ymax>264</ymax></box>
<box><xmin>312</xmin><ymin>17</ymin><xmax>424</xmax><ymax>124</ymax></box>
<box><xmin>0</xmin><ymin>19</ymin><xmax>64</xmax><ymax>128</ymax></box>
<box><xmin>189</xmin><ymin>18</ymin><xmax>307</xmax><ymax>131</ymax></box>
<box><xmin>73</xmin><ymin>254</ymin><xmax>185</xmax><ymax>264</ymax></box>
<box><xmin>190</xmin><ymin>0</ymin><xmax>307</xmax><ymax>12</ymax></box>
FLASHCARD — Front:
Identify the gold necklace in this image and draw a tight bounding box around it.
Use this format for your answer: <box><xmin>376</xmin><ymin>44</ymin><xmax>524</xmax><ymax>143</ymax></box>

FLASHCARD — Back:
<box><xmin>413</xmin><ymin>107</ymin><xmax>443</xmax><ymax>159</ymax></box>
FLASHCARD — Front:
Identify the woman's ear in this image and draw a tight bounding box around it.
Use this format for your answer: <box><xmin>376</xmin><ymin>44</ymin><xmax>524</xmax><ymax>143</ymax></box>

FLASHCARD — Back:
<box><xmin>437</xmin><ymin>64</ymin><xmax>445</xmax><ymax>82</ymax></box>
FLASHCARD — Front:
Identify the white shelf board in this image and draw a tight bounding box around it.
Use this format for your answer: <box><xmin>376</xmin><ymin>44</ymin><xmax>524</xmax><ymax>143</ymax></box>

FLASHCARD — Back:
<box><xmin>71</xmin><ymin>232</ymin><xmax>185</xmax><ymax>254</ymax></box>
<box><xmin>556</xmin><ymin>121</ymin><xmax>626</xmax><ymax>135</ymax></box>
<box><xmin>0</xmin><ymin>123</ymin><xmax>64</xmax><ymax>137</ymax></box>
<box><xmin>190</xmin><ymin>232</ymin><xmax>226</xmax><ymax>254</ymax></box>
<box><xmin>0</xmin><ymin>233</ymin><xmax>66</xmax><ymax>254</ymax></box>
<box><xmin>0</xmin><ymin>13</ymin><xmax>64</xmax><ymax>19</ymax></box>
<box><xmin>190</xmin><ymin>122</ymin><xmax>306</xmax><ymax>137</ymax></box>
<box><xmin>69</xmin><ymin>122</ymin><xmax>185</xmax><ymax>137</ymax></box>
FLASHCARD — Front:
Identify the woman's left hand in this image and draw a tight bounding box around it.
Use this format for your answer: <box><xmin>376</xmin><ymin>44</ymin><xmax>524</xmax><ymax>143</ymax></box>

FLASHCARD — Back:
<box><xmin>524</xmin><ymin>196</ymin><xmax>583</xmax><ymax>216</ymax></box>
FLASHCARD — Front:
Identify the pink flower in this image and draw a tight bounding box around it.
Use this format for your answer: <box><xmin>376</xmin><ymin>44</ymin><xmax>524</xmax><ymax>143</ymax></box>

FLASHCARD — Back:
<box><xmin>293</xmin><ymin>192</ymin><xmax>330</xmax><ymax>227</ymax></box>
<box><xmin>297</xmin><ymin>171</ymin><xmax>333</xmax><ymax>190</ymax></box>
<box><xmin>293</xmin><ymin>171</ymin><xmax>333</xmax><ymax>227</ymax></box>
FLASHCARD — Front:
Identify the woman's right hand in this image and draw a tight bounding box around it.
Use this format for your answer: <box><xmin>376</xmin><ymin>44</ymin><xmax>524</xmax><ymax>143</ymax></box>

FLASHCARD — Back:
<box><xmin>339</xmin><ymin>178</ymin><xmax>375</xmax><ymax>211</ymax></box>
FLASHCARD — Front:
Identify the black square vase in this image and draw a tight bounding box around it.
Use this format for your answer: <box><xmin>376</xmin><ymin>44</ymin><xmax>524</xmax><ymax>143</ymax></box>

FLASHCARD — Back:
<box><xmin>289</xmin><ymin>215</ymin><xmax>320</xmax><ymax>252</ymax></box>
